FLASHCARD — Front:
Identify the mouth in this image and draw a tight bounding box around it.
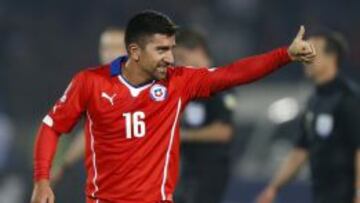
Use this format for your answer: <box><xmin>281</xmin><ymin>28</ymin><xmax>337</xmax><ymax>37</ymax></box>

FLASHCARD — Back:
<box><xmin>156</xmin><ymin>67</ymin><xmax>167</xmax><ymax>74</ymax></box>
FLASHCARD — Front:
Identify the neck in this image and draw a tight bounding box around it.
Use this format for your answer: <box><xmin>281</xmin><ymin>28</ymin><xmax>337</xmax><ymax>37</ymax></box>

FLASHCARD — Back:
<box><xmin>122</xmin><ymin>59</ymin><xmax>152</xmax><ymax>86</ymax></box>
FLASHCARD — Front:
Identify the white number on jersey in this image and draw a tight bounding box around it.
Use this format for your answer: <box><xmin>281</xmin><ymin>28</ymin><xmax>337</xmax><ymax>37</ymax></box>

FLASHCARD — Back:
<box><xmin>122</xmin><ymin>111</ymin><xmax>146</xmax><ymax>139</ymax></box>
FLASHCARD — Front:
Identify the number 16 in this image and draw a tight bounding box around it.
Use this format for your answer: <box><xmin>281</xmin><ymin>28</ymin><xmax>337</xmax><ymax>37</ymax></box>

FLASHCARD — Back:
<box><xmin>122</xmin><ymin>111</ymin><xmax>146</xmax><ymax>139</ymax></box>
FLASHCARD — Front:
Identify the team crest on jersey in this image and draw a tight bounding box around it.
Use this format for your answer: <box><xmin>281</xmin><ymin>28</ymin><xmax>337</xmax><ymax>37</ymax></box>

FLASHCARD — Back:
<box><xmin>316</xmin><ymin>113</ymin><xmax>334</xmax><ymax>138</ymax></box>
<box><xmin>150</xmin><ymin>84</ymin><xmax>167</xmax><ymax>101</ymax></box>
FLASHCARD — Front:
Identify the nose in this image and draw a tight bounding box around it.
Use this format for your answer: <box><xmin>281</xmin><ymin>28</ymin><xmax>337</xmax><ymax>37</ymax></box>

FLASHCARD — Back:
<box><xmin>164</xmin><ymin>51</ymin><xmax>174</xmax><ymax>65</ymax></box>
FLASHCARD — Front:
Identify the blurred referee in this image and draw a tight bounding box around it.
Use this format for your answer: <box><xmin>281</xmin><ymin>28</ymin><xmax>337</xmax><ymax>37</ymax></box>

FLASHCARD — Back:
<box><xmin>257</xmin><ymin>29</ymin><xmax>360</xmax><ymax>203</ymax></box>
<box><xmin>173</xmin><ymin>29</ymin><xmax>236</xmax><ymax>203</ymax></box>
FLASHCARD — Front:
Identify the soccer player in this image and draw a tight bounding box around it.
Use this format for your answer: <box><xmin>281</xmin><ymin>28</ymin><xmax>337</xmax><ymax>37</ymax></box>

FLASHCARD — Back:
<box><xmin>173</xmin><ymin>29</ymin><xmax>235</xmax><ymax>203</ymax></box>
<box><xmin>256</xmin><ymin>30</ymin><xmax>360</xmax><ymax>203</ymax></box>
<box><xmin>31</xmin><ymin>10</ymin><xmax>315</xmax><ymax>203</ymax></box>
<box><xmin>51</xmin><ymin>27</ymin><xmax>127</xmax><ymax>185</ymax></box>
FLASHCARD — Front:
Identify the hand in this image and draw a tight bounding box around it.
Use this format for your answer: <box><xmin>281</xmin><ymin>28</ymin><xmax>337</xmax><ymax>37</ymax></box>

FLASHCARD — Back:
<box><xmin>31</xmin><ymin>180</ymin><xmax>55</xmax><ymax>203</ymax></box>
<box><xmin>256</xmin><ymin>186</ymin><xmax>277</xmax><ymax>203</ymax></box>
<box><xmin>288</xmin><ymin>26</ymin><xmax>316</xmax><ymax>63</ymax></box>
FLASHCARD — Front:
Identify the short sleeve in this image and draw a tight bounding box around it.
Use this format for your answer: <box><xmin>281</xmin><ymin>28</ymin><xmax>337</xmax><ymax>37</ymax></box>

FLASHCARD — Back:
<box><xmin>42</xmin><ymin>71</ymin><xmax>90</xmax><ymax>133</ymax></box>
<box><xmin>207</xmin><ymin>92</ymin><xmax>235</xmax><ymax>124</ymax></box>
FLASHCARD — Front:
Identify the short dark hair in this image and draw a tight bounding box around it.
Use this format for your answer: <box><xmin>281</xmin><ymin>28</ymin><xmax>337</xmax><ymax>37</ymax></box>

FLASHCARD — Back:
<box><xmin>125</xmin><ymin>10</ymin><xmax>177</xmax><ymax>51</ymax></box>
<box><xmin>176</xmin><ymin>29</ymin><xmax>211</xmax><ymax>57</ymax></box>
<box><xmin>309</xmin><ymin>28</ymin><xmax>349</xmax><ymax>65</ymax></box>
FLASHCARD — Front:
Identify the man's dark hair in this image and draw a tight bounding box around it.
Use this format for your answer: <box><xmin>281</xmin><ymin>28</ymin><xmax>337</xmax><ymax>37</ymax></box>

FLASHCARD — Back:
<box><xmin>125</xmin><ymin>10</ymin><xmax>177</xmax><ymax>51</ymax></box>
<box><xmin>309</xmin><ymin>28</ymin><xmax>349</xmax><ymax>65</ymax></box>
<box><xmin>176</xmin><ymin>29</ymin><xmax>211</xmax><ymax>57</ymax></box>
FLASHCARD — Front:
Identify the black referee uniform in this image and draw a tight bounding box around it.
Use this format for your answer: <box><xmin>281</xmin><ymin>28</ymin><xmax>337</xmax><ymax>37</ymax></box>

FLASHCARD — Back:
<box><xmin>296</xmin><ymin>76</ymin><xmax>360</xmax><ymax>203</ymax></box>
<box><xmin>175</xmin><ymin>92</ymin><xmax>234</xmax><ymax>203</ymax></box>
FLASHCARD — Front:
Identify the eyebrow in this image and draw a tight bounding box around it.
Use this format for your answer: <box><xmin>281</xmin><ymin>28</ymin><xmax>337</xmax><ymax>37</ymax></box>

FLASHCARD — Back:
<box><xmin>156</xmin><ymin>45</ymin><xmax>176</xmax><ymax>50</ymax></box>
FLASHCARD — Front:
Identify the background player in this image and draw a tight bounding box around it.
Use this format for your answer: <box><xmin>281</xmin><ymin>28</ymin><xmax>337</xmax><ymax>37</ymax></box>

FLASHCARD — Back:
<box><xmin>173</xmin><ymin>29</ymin><xmax>235</xmax><ymax>203</ymax></box>
<box><xmin>257</xmin><ymin>29</ymin><xmax>360</xmax><ymax>203</ymax></box>
<box><xmin>31</xmin><ymin>10</ymin><xmax>315</xmax><ymax>203</ymax></box>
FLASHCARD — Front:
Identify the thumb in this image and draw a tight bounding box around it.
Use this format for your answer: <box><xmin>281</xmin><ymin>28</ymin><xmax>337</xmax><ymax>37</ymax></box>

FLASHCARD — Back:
<box><xmin>295</xmin><ymin>25</ymin><xmax>305</xmax><ymax>40</ymax></box>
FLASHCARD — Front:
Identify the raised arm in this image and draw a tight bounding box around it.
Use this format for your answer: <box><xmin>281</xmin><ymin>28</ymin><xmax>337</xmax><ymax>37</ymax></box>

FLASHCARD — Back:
<box><xmin>182</xmin><ymin>26</ymin><xmax>316</xmax><ymax>99</ymax></box>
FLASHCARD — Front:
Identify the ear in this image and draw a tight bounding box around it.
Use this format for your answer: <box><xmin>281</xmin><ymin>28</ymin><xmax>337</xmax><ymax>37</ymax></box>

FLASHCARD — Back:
<box><xmin>128</xmin><ymin>43</ymin><xmax>141</xmax><ymax>61</ymax></box>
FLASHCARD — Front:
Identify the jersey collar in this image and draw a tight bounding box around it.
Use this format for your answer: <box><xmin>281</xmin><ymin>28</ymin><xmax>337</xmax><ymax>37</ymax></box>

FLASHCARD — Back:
<box><xmin>110</xmin><ymin>56</ymin><xmax>128</xmax><ymax>77</ymax></box>
<box><xmin>110</xmin><ymin>55</ymin><xmax>156</xmax><ymax>92</ymax></box>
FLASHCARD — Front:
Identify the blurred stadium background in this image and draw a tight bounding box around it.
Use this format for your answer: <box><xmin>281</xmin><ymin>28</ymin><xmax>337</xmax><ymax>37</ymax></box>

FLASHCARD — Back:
<box><xmin>0</xmin><ymin>0</ymin><xmax>360</xmax><ymax>202</ymax></box>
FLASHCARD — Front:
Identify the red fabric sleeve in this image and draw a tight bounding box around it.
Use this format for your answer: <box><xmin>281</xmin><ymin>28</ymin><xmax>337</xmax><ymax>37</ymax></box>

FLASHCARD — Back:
<box><xmin>34</xmin><ymin>71</ymin><xmax>91</xmax><ymax>181</ymax></box>
<box><xmin>43</xmin><ymin>71</ymin><xmax>90</xmax><ymax>133</ymax></box>
<box><xmin>33</xmin><ymin>124</ymin><xmax>61</xmax><ymax>181</ymax></box>
<box><xmin>181</xmin><ymin>47</ymin><xmax>291</xmax><ymax>99</ymax></box>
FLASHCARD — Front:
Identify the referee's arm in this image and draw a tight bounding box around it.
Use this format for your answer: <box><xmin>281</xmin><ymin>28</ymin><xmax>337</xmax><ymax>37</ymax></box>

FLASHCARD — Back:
<box><xmin>181</xmin><ymin>95</ymin><xmax>234</xmax><ymax>143</ymax></box>
<box><xmin>256</xmin><ymin>148</ymin><xmax>308</xmax><ymax>203</ymax></box>
<box><xmin>257</xmin><ymin>114</ymin><xmax>309</xmax><ymax>203</ymax></box>
<box><xmin>269</xmin><ymin>113</ymin><xmax>310</xmax><ymax>191</ymax></box>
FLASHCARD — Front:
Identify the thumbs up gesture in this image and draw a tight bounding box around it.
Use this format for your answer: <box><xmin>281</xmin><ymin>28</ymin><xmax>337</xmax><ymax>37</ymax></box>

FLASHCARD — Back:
<box><xmin>288</xmin><ymin>26</ymin><xmax>316</xmax><ymax>63</ymax></box>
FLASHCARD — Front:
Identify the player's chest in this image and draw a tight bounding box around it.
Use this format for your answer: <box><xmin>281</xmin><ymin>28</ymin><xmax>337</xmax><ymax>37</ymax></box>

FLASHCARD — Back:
<box><xmin>304</xmin><ymin>94</ymin><xmax>342</xmax><ymax>142</ymax></box>
<box><xmin>87</xmin><ymin>78</ymin><xmax>181</xmax><ymax>124</ymax></box>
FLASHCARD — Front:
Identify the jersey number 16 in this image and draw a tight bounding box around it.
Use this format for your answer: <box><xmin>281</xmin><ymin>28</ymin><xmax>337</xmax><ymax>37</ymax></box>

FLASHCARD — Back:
<box><xmin>122</xmin><ymin>111</ymin><xmax>146</xmax><ymax>139</ymax></box>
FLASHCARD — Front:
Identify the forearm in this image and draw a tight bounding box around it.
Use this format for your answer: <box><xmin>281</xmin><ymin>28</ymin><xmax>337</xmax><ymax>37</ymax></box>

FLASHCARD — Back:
<box><xmin>34</xmin><ymin>124</ymin><xmax>61</xmax><ymax>181</ymax></box>
<box><xmin>269</xmin><ymin>148</ymin><xmax>308</xmax><ymax>190</ymax></box>
<box><xmin>181</xmin><ymin>122</ymin><xmax>232</xmax><ymax>142</ymax></box>
<box><xmin>208</xmin><ymin>47</ymin><xmax>291</xmax><ymax>93</ymax></box>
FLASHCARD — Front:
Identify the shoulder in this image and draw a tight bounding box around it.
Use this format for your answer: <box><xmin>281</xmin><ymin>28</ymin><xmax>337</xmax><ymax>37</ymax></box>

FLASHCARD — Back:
<box><xmin>72</xmin><ymin>65</ymin><xmax>111</xmax><ymax>84</ymax></box>
<box><xmin>166</xmin><ymin>66</ymin><xmax>189</xmax><ymax>77</ymax></box>
<box><xmin>167</xmin><ymin>66</ymin><xmax>208</xmax><ymax>78</ymax></box>
<box><xmin>338</xmin><ymin>77</ymin><xmax>360</xmax><ymax>109</ymax></box>
<box><xmin>81</xmin><ymin>65</ymin><xmax>110</xmax><ymax>78</ymax></box>
<box><xmin>341</xmin><ymin>77</ymin><xmax>360</xmax><ymax>98</ymax></box>
<box><xmin>66</xmin><ymin>65</ymin><xmax>111</xmax><ymax>92</ymax></box>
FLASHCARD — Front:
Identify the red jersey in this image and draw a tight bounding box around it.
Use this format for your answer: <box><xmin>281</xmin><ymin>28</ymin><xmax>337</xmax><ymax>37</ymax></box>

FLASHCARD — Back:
<box><xmin>38</xmin><ymin>48</ymin><xmax>290</xmax><ymax>203</ymax></box>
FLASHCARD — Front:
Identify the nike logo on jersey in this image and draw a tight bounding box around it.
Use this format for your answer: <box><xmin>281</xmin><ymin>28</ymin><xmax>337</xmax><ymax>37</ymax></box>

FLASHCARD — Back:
<box><xmin>101</xmin><ymin>92</ymin><xmax>116</xmax><ymax>106</ymax></box>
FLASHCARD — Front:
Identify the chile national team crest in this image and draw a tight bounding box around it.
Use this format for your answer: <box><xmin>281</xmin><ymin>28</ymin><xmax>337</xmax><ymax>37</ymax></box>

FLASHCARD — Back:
<box><xmin>150</xmin><ymin>84</ymin><xmax>168</xmax><ymax>101</ymax></box>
